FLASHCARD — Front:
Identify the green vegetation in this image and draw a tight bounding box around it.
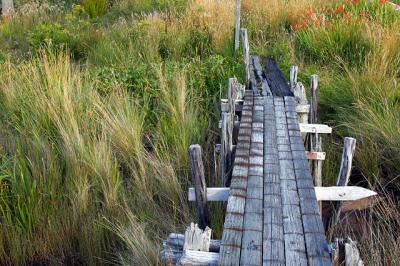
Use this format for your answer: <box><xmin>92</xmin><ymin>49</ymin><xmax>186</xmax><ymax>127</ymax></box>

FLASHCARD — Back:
<box><xmin>0</xmin><ymin>0</ymin><xmax>399</xmax><ymax>265</ymax></box>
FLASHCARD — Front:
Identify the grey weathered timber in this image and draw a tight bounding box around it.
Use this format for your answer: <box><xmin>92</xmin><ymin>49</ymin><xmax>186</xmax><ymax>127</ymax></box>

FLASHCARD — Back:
<box><xmin>332</xmin><ymin>137</ymin><xmax>357</xmax><ymax>225</ymax></box>
<box><xmin>221</xmin><ymin>112</ymin><xmax>234</xmax><ymax>186</ymax></box>
<box><xmin>189</xmin><ymin>145</ymin><xmax>210</xmax><ymax>229</ymax></box>
<box><xmin>263</xmin><ymin>96</ymin><xmax>285</xmax><ymax>265</ymax></box>
<box><xmin>234</xmin><ymin>0</ymin><xmax>241</xmax><ymax>51</ymax></box>
<box><xmin>284</xmin><ymin>97</ymin><xmax>331</xmax><ymax>265</ymax></box>
<box><xmin>290</xmin><ymin>65</ymin><xmax>298</xmax><ymax>93</ymax></box>
<box><xmin>178</xmin><ymin>250</ymin><xmax>218</xmax><ymax>266</ymax></box>
<box><xmin>183</xmin><ymin>223</ymin><xmax>211</xmax><ymax>252</ymax></box>
<box><xmin>275</xmin><ymin>96</ymin><xmax>308</xmax><ymax>266</ymax></box>
<box><xmin>240</xmin><ymin>96</ymin><xmax>264</xmax><ymax>265</ymax></box>
<box><xmin>241</xmin><ymin>28</ymin><xmax>250</xmax><ymax>86</ymax></box>
<box><xmin>308</xmin><ymin>75</ymin><xmax>323</xmax><ymax>187</ymax></box>
<box><xmin>264</xmin><ymin>58</ymin><xmax>294</xmax><ymax>97</ymax></box>
<box><xmin>336</xmin><ymin>137</ymin><xmax>356</xmax><ymax>187</ymax></box>
<box><xmin>219</xmin><ymin>90</ymin><xmax>253</xmax><ymax>266</ymax></box>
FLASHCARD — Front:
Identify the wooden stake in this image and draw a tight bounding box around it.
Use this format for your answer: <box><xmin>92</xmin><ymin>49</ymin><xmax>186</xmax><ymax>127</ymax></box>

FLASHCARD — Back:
<box><xmin>221</xmin><ymin>112</ymin><xmax>233</xmax><ymax>186</ymax></box>
<box><xmin>333</xmin><ymin>137</ymin><xmax>357</xmax><ymax>222</ymax></box>
<box><xmin>309</xmin><ymin>74</ymin><xmax>322</xmax><ymax>187</ymax></box>
<box><xmin>337</xmin><ymin>137</ymin><xmax>357</xmax><ymax>187</ymax></box>
<box><xmin>290</xmin><ymin>65</ymin><xmax>298</xmax><ymax>93</ymax></box>
<box><xmin>234</xmin><ymin>0</ymin><xmax>241</xmax><ymax>51</ymax></box>
<box><xmin>240</xmin><ymin>28</ymin><xmax>250</xmax><ymax>86</ymax></box>
<box><xmin>189</xmin><ymin>145</ymin><xmax>210</xmax><ymax>229</ymax></box>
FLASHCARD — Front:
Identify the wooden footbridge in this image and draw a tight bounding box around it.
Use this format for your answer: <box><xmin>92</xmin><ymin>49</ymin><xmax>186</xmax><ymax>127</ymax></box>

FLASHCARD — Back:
<box><xmin>161</xmin><ymin>4</ymin><xmax>377</xmax><ymax>265</ymax></box>
<box><xmin>217</xmin><ymin>62</ymin><xmax>330</xmax><ymax>266</ymax></box>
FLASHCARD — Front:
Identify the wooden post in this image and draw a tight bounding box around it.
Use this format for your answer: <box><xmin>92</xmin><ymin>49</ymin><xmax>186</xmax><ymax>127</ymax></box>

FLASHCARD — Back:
<box><xmin>309</xmin><ymin>74</ymin><xmax>322</xmax><ymax>187</ymax></box>
<box><xmin>334</xmin><ymin>137</ymin><xmax>356</xmax><ymax>221</ymax></box>
<box><xmin>2</xmin><ymin>0</ymin><xmax>14</xmax><ymax>17</ymax></box>
<box><xmin>228</xmin><ymin>78</ymin><xmax>238</xmax><ymax>115</ymax></box>
<box><xmin>290</xmin><ymin>65</ymin><xmax>298</xmax><ymax>93</ymax></box>
<box><xmin>240</xmin><ymin>28</ymin><xmax>250</xmax><ymax>87</ymax></box>
<box><xmin>183</xmin><ymin>223</ymin><xmax>212</xmax><ymax>252</ymax></box>
<box><xmin>234</xmin><ymin>0</ymin><xmax>241</xmax><ymax>51</ymax></box>
<box><xmin>221</xmin><ymin>112</ymin><xmax>233</xmax><ymax>186</ymax></box>
<box><xmin>189</xmin><ymin>145</ymin><xmax>210</xmax><ymax>229</ymax></box>
<box><xmin>337</xmin><ymin>137</ymin><xmax>357</xmax><ymax>187</ymax></box>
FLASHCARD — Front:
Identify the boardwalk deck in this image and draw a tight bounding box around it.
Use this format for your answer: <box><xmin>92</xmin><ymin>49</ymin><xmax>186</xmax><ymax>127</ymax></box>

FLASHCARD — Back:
<box><xmin>219</xmin><ymin>62</ymin><xmax>330</xmax><ymax>265</ymax></box>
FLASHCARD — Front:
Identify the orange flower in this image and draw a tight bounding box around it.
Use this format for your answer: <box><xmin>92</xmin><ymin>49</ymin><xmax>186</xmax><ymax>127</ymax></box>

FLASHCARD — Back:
<box><xmin>300</xmin><ymin>19</ymin><xmax>308</xmax><ymax>28</ymax></box>
<box><xmin>380</xmin><ymin>0</ymin><xmax>387</xmax><ymax>4</ymax></box>
<box><xmin>343</xmin><ymin>11</ymin><xmax>350</xmax><ymax>20</ymax></box>
<box><xmin>335</xmin><ymin>5</ymin><xmax>345</xmax><ymax>14</ymax></box>
<box><xmin>352</xmin><ymin>0</ymin><xmax>360</xmax><ymax>4</ymax></box>
<box><xmin>306</xmin><ymin>7</ymin><xmax>313</xmax><ymax>18</ymax></box>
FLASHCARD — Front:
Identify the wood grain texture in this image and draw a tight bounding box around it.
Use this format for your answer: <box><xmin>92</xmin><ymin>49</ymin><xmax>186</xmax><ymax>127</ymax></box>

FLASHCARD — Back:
<box><xmin>275</xmin><ymin>97</ymin><xmax>308</xmax><ymax>265</ymax></box>
<box><xmin>284</xmin><ymin>97</ymin><xmax>331</xmax><ymax>265</ymax></box>
<box><xmin>264</xmin><ymin>58</ymin><xmax>294</xmax><ymax>97</ymax></box>
<box><xmin>189</xmin><ymin>145</ymin><xmax>210</xmax><ymax>229</ymax></box>
<box><xmin>219</xmin><ymin>92</ymin><xmax>253</xmax><ymax>266</ymax></box>
<box><xmin>240</xmin><ymin>97</ymin><xmax>264</xmax><ymax>265</ymax></box>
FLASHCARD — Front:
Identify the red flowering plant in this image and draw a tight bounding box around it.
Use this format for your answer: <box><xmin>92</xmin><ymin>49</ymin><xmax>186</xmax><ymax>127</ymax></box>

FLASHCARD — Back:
<box><xmin>288</xmin><ymin>0</ymin><xmax>374</xmax><ymax>32</ymax></box>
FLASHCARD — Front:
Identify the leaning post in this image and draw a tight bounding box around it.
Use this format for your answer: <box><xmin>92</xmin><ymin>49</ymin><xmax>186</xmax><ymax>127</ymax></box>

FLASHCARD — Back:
<box><xmin>189</xmin><ymin>145</ymin><xmax>210</xmax><ymax>230</ymax></box>
<box><xmin>334</xmin><ymin>137</ymin><xmax>357</xmax><ymax>220</ymax></box>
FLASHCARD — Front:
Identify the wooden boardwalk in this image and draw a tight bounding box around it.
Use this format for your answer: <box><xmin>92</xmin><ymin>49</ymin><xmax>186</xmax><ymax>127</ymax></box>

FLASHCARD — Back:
<box><xmin>218</xmin><ymin>60</ymin><xmax>331</xmax><ymax>266</ymax></box>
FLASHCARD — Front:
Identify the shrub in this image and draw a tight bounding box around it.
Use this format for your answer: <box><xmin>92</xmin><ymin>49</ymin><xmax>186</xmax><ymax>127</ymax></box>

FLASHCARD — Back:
<box><xmin>82</xmin><ymin>0</ymin><xmax>108</xmax><ymax>18</ymax></box>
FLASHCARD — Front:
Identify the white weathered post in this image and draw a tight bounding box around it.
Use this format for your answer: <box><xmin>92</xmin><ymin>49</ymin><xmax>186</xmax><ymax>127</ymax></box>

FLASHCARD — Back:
<box><xmin>309</xmin><ymin>74</ymin><xmax>322</xmax><ymax>187</ymax></box>
<box><xmin>240</xmin><ymin>28</ymin><xmax>250</xmax><ymax>87</ymax></box>
<box><xmin>337</xmin><ymin>137</ymin><xmax>357</xmax><ymax>187</ymax></box>
<box><xmin>189</xmin><ymin>145</ymin><xmax>210</xmax><ymax>229</ymax></box>
<box><xmin>333</xmin><ymin>137</ymin><xmax>357</xmax><ymax>222</ymax></box>
<box><xmin>234</xmin><ymin>0</ymin><xmax>241</xmax><ymax>51</ymax></box>
<box><xmin>2</xmin><ymin>0</ymin><xmax>14</xmax><ymax>17</ymax></box>
<box><xmin>290</xmin><ymin>65</ymin><xmax>298</xmax><ymax>93</ymax></box>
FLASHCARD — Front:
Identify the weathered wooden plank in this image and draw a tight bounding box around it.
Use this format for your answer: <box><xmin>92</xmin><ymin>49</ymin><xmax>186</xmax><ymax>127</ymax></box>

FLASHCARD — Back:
<box><xmin>284</xmin><ymin>97</ymin><xmax>331</xmax><ymax>264</ymax></box>
<box><xmin>219</xmin><ymin>94</ymin><xmax>253</xmax><ymax>266</ymax></box>
<box><xmin>274</xmin><ymin>96</ymin><xmax>308</xmax><ymax>265</ymax></box>
<box><xmin>263</xmin><ymin>96</ymin><xmax>285</xmax><ymax>265</ymax></box>
<box><xmin>264</xmin><ymin>58</ymin><xmax>294</xmax><ymax>97</ymax></box>
<box><xmin>240</xmin><ymin>101</ymin><xmax>263</xmax><ymax>265</ymax></box>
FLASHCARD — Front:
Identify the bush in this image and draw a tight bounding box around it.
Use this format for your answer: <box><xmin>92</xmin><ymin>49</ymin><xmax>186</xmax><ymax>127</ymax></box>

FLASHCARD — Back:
<box><xmin>82</xmin><ymin>0</ymin><xmax>108</xmax><ymax>18</ymax></box>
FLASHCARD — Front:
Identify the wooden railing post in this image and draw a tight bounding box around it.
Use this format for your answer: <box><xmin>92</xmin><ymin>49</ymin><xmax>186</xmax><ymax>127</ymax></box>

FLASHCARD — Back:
<box><xmin>221</xmin><ymin>112</ymin><xmax>233</xmax><ymax>187</ymax></box>
<box><xmin>241</xmin><ymin>28</ymin><xmax>250</xmax><ymax>87</ymax></box>
<box><xmin>309</xmin><ymin>74</ymin><xmax>323</xmax><ymax>187</ymax></box>
<box><xmin>290</xmin><ymin>65</ymin><xmax>298</xmax><ymax>93</ymax></box>
<box><xmin>334</xmin><ymin>137</ymin><xmax>356</xmax><ymax>219</ymax></box>
<box><xmin>189</xmin><ymin>145</ymin><xmax>210</xmax><ymax>230</ymax></box>
<box><xmin>234</xmin><ymin>0</ymin><xmax>241</xmax><ymax>51</ymax></box>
